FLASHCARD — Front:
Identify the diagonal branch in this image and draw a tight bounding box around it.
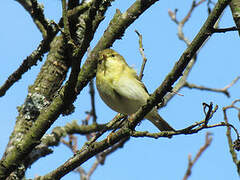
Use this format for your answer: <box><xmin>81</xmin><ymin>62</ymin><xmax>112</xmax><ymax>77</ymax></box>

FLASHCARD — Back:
<box><xmin>0</xmin><ymin>30</ymin><xmax>58</xmax><ymax>97</ymax></box>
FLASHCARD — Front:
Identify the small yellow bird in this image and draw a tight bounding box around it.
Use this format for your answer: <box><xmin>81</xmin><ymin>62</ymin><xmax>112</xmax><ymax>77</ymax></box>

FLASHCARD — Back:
<box><xmin>96</xmin><ymin>49</ymin><xmax>174</xmax><ymax>131</ymax></box>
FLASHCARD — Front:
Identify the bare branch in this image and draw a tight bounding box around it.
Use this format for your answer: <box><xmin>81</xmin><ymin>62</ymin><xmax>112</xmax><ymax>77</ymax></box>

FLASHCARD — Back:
<box><xmin>75</xmin><ymin>166</ymin><xmax>87</xmax><ymax>180</ymax></box>
<box><xmin>168</xmin><ymin>0</ymin><xmax>207</xmax><ymax>45</ymax></box>
<box><xmin>135</xmin><ymin>30</ymin><xmax>147</xmax><ymax>80</ymax></box>
<box><xmin>223</xmin><ymin>76</ymin><xmax>240</xmax><ymax>90</ymax></box>
<box><xmin>89</xmin><ymin>80</ymin><xmax>97</xmax><ymax>123</ymax></box>
<box><xmin>0</xmin><ymin>27</ymin><xmax>59</xmax><ymax>97</ymax></box>
<box><xmin>181</xmin><ymin>0</ymin><xmax>207</xmax><ymax>25</ymax></box>
<box><xmin>185</xmin><ymin>76</ymin><xmax>240</xmax><ymax>97</ymax></box>
<box><xmin>202</xmin><ymin>102</ymin><xmax>216</xmax><ymax>125</ymax></box>
<box><xmin>131</xmin><ymin>121</ymin><xmax>236</xmax><ymax>138</ymax></box>
<box><xmin>16</xmin><ymin>0</ymin><xmax>55</xmax><ymax>37</ymax></box>
<box><xmin>182</xmin><ymin>132</ymin><xmax>212</xmax><ymax>180</ymax></box>
<box><xmin>211</xmin><ymin>26</ymin><xmax>240</xmax><ymax>33</ymax></box>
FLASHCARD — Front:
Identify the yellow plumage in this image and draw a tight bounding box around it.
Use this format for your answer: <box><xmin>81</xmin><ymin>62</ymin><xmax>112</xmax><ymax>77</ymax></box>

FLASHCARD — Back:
<box><xmin>96</xmin><ymin>49</ymin><xmax>174</xmax><ymax>131</ymax></box>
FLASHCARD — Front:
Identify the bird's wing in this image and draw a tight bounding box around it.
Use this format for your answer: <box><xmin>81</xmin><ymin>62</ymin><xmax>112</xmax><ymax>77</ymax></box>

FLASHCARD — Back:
<box><xmin>112</xmin><ymin>70</ymin><xmax>149</xmax><ymax>102</ymax></box>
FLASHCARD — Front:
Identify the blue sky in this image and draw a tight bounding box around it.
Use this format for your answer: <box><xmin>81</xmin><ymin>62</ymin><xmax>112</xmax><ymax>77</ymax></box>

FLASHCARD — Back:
<box><xmin>1</xmin><ymin>1</ymin><xmax>240</xmax><ymax>179</ymax></box>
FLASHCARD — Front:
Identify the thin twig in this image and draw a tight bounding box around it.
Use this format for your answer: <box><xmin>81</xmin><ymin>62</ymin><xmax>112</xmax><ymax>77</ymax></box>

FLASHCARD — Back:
<box><xmin>182</xmin><ymin>132</ymin><xmax>212</xmax><ymax>180</ymax></box>
<box><xmin>185</xmin><ymin>76</ymin><xmax>240</xmax><ymax>98</ymax></box>
<box><xmin>135</xmin><ymin>30</ymin><xmax>147</xmax><ymax>80</ymax></box>
<box><xmin>168</xmin><ymin>0</ymin><xmax>206</xmax><ymax>45</ymax></box>
<box><xmin>223</xmin><ymin>76</ymin><xmax>240</xmax><ymax>90</ymax></box>
<box><xmin>89</xmin><ymin>80</ymin><xmax>97</xmax><ymax>123</ymax></box>
<box><xmin>212</xmin><ymin>26</ymin><xmax>240</xmax><ymax>33</ymax></box>
<box><xmin>202</xmin><ymin>102</ymin><xmax>214</xmax><ymax>125</ymax></box>
<box><xmin>88</xmin><ymin>46</ymin><xmax>97</xmax><ymax>124</ymax></box>
<box><xmin>181</xmin><ymin>0</ymin><xmax>207</xmax><ymax>25</ymax></box>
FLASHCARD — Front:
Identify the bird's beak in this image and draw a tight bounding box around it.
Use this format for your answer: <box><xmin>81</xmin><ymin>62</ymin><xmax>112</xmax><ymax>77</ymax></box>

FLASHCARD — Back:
<box><xmin>98</xmin><ymin>52</ymin><xmax>107</xmax><ymax>76</ymax></box>
<box><xmin>102</xmin><ymin>54</ymin><xmax>107</xmax><ymax>60</ymax></box>
<box><xmin>98</xmin><ymin>51</ymin><xmax>107</xmax><ymax>64</ymax></box>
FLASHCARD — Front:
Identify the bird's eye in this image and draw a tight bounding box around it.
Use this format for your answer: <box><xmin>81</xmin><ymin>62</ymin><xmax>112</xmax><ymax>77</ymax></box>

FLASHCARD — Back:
<box><xmin>111</xmin><ymin>54</ymin><xmax>115</xmax><ymax>57</ymax></box>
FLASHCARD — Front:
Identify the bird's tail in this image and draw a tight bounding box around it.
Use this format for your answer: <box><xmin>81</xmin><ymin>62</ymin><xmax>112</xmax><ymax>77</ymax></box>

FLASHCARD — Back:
<box><xmin>146</xmin><ymin>109</ymin><xmax>175</xmax><ymax>132</ymax></box>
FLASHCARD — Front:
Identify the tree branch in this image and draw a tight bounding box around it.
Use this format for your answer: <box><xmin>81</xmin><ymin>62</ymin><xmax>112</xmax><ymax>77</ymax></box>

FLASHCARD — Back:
<box><xmin>0</xmin><ymin>24</ymin><xmax>59</xmax><ymax>97</ymax></box>
<box><xmin>211</xmin><ymin>26</ymin><xmax>240</xmax><ymax>33</ymax></box>
<box><xmin>184</xmin><ymin>76</ymin><xmax>240</xmax><ymax>97</ymax></box>
<box><xmin>135</xmin><ymin>30</ymin><xmax>147</xmax><ymax>80</ymax></box>
<box><xmin>182</xmin><ymin>132</ymin><xmax>212</xmax><ymax>180</ymax></box>
<box><xmin>16</xmin><ymin>0</ymin><xmax>54</xmax><ymax>37</ymax></box>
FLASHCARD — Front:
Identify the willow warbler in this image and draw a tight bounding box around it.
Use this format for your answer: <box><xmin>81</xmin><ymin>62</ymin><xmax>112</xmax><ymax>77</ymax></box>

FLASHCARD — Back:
<box><xmin>96</xmin><ymin>49</ymin><xmax>174</xmax><ymax>131</ymax></box>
